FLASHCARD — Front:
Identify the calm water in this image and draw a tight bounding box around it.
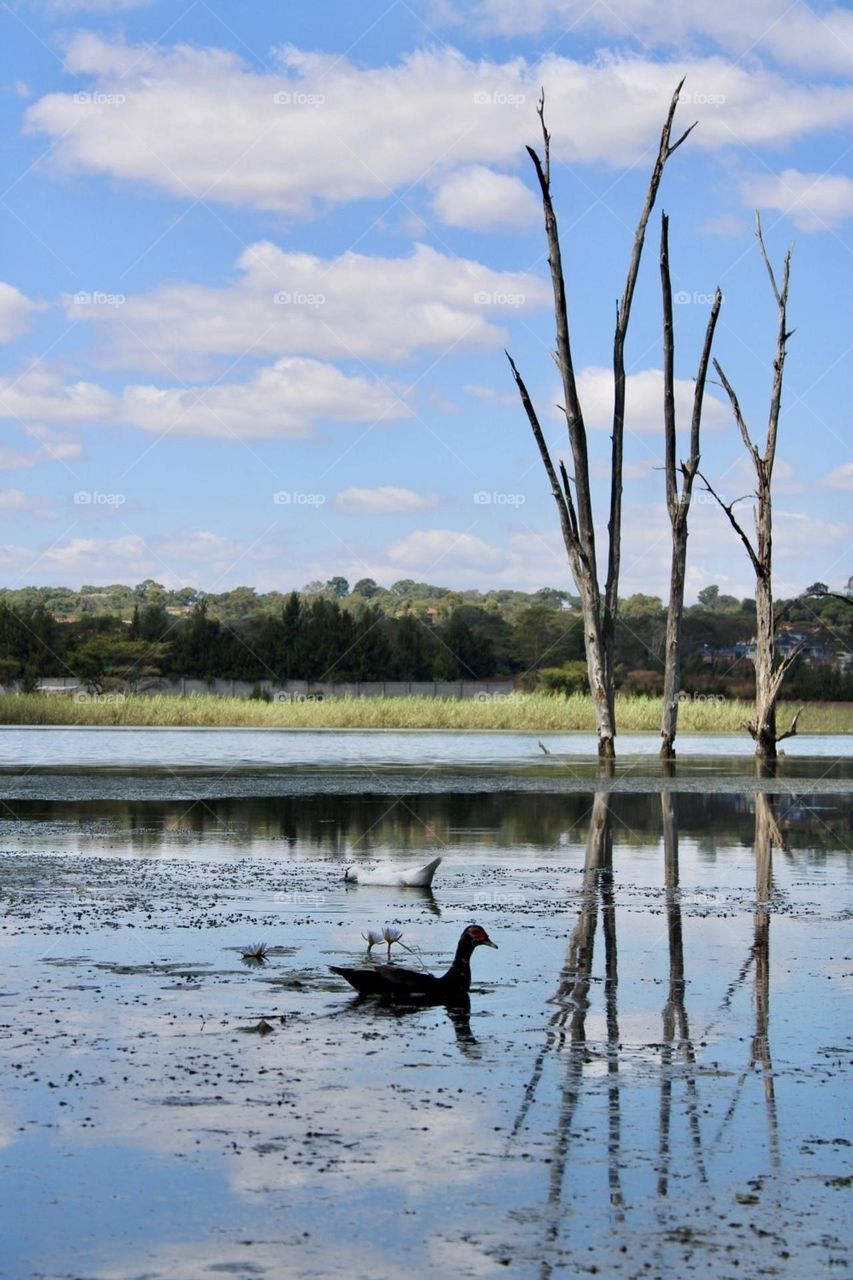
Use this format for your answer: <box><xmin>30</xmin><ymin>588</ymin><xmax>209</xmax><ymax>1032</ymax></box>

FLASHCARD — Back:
<box><xmin>0</xmin><ymin>730</ymin><xmax>851</xmax><ymax>1279</ymax></box>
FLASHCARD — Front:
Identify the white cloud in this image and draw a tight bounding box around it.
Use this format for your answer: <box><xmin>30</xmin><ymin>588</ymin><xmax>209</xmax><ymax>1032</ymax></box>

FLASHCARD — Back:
<box><xmin>153</xmin><ymin>531</ymin><xmax>249</xmax><ymax>575</ymax></box>
<box><xmin>570</xmin><ymin>366</ymin><xmax>729</xmax><ymax>433</ymax></box>
<box><xmin>730</xmin><ymin>454</ymin><xmax>802</xmax><ymax>494</ymax></box>
<box><xmin>822</xmin><ymin>462</ymin><xmax>853</xmax><ymax>490</ymax></box>
<box><xmin>0</xmin><ymin>488</ymin><xmax>54</xmax><ymax>518</ymax></box>
<box><xmin>431</xmin><ymin>166</ymin><xmax>538</xmax><ymax>229</ymax></box>
<box><xmin>773</xmin><ymin>508</ymin><xmax>848</xmax><ymax>553</ymax></box>
<box><xmin>0</xmin><ymin>533</ymin><xmax>156</xmax><ymax>583</ymax></box>
<box><xmin>387</xmin><ymin>528</ymin><xmax>506</xmax><ymax>570</ymax></box>
<box><xmin>468</xmin><ymin>0</ymin><xmax>853</xmax><ymax>74</ymax></box>
<box><xmin>0</xmin><ymin>528</ymin><xmax>276</xmax><ymax>587</ymax></box>
<box><xmin>65</xmin><ymin>241</ymin><xmax>549</xmax><ymax>367</ymax></box>
<box><xmin>0</xmin><ymin>283</ymin><xmax>42</xmax><ymax>343</ymax></box>
<box><xmin>0</xmin><ymin>427</ymin><xmax>84</xmax><ymax>471</ymax></box>
<box><xmin>464</xmin><ymin>383</ymin><xmax>518</xmax><ymax>407</ymax></box>
<box><xmin>335</xmin><ymin>486</ymin><xmax>438</xmax><ymax>515</ymax></box>
<box><xmin>741</xmin><ymin>169</ymin><xmax>853</xmax><ymax>230</ymax></box>
<box><xmin>590</xmin><ymin>500</ymin><xmax>847</xmax><ymax>599</ymax></box>
<box><xmin>26</xmin><ymin>425</ymin><xmax>85</xmax><ymax>463</ymax></box>
<box><xmin>698</xmin><ymin>213</ymin><xmax>749</xmax><ymax>237</ymax></box>
<box><xmin>120</xmin><ymin>357</ymin><xmax>408</xmax><ymax>440</ymax></box>
<box><xmin>25</xmin><ymin>39</ymin><xmax>853</xmax><ymax>213</ymax></box>
<box><xmin>0</xmin><ymin>364</ymin><xmax>114</xmax><ymax>425</ymax></box>
<box><xmin>0</xmin><ymin>359</ymin><xmax>408</xmax><ymax>442</ymax></box>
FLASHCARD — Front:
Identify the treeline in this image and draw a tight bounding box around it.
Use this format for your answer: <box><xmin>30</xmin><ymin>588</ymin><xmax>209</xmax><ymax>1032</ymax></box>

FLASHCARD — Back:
<box><xmin>0</xmin><ymin>594</ymin><xmax>579</xmax><ymax>685</ymax></box>
<box><xmin>0</xmin><ymin>579</ymin><xmax>850</xmax><ymax>696</ymax></box>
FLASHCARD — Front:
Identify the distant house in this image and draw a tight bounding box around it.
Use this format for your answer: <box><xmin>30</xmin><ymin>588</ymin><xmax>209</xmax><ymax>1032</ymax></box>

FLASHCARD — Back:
<box><xmin>776</xmin><ymin>630</ymin><xmax>829</xmax><ymax>661</ymax></box>
<box><xmin>702</xmin><ymin>632</ymin><xmax>829</xmax><ymax>665</ymax></box>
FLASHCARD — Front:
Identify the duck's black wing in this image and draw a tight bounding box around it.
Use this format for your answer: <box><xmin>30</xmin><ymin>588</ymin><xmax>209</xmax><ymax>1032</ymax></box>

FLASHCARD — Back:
<box><xmin>329</xmin><ymin>963</ymin><xmax>441</xmax><ymax>999</ymax></box>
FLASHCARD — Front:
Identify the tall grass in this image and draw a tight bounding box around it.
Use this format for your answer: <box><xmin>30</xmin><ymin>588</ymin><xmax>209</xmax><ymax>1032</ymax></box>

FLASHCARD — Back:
<box><xmin>0</xmin><ymin>692</ymin><xmax>850</xmax><ymax>733</ymax></box>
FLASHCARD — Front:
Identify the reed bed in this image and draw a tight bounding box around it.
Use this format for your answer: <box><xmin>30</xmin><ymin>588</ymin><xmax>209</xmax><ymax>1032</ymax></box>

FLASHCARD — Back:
<box><xmin>0</xmin><ymin>691</ymin><xmax>850</xmax><ymax>734</ymax></box>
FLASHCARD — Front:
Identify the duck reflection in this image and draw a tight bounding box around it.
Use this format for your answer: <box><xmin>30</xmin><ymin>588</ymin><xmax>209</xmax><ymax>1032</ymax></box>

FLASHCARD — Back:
<box><xmin>335</xmin><ymin>994</ymin><xmax>480</xmax><ymax>1059</ymax></box>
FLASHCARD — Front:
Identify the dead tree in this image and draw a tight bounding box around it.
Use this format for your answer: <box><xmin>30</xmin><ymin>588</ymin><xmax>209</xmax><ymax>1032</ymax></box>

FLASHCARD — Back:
<box><xmin>700</xmin><ymin>215</ymin><xmax>801</xmax><ymax>759</ymax></box>
<box><xmin>659</xmin><ymin>213</ymin><xmax>722</xmax><ymax>757</ymax></box>
<box><xmin>508</xmin><ymin>82</ymin><xmax>695</xmax><ymax>759</ymax></box>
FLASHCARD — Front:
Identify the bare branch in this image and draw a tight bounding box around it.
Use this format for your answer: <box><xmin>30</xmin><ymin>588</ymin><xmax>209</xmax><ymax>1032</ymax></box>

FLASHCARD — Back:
<box><xmin>615</xmin><ymin>80</ymin><xmax>694</xmax><ymax>343</ymax></box>
<box><xmin>775</xmin><ymin>638</ymin><xmax>806</xmax><ymax>681</ymax></box>
<box><xmin>713</xmin><ymin>359</ymin><xmax>759</xmax><ymax>464</ymax></box>
<box><xmin>536</xmin><ymin>88</ymin><xmax>550</xmax><ymax>185</ymax></box>
<box><xmin>761</xmin><ymin>219</ymin><xmax>793</xmax><ymax>472</ymax></box>
<box><xmin>753</xmin><ymin>213</ymin><xmax>778</xmax><ymax>308</ymax></box>
<box><xmin>660</xmin><ymin>212</ymin><xmax>678</xmax><ymax>521</ymax></box>
<box><xmin>506</xmin><ymin>350</ymin><xmax>578</xmax><ymax>559</ymax></box>
<box><xmin>685</xmin><ymin>287</ymin><xmax>722</xmax><ymax>491</ymax></box>
<box><xmin>697</xmin><ymin>471</ymin><xmax>763</xmax><ymax>578</ymax></box>
<box><xmin>525</xmin><ymin>115</ymin><xmax>596</xmax><ymax>579</ymax></box>
<box><xmin>775</xmin><ymin>705</ymin><xmax>804</xmax><ymax>745</ymax></box>
<box><xmin>807</xmin><ymin>589</ymin><xmax>853</xmax><ymax>607</ymax></box>
<box><xmin>605</xmin><ymin>79</ymin><xmax>696</xmax><ymax>641</ymax></box>
<box><xmin>558</xmin><ymin>459</ymin><xmax>580</xmax><ymax>543</ymax></box>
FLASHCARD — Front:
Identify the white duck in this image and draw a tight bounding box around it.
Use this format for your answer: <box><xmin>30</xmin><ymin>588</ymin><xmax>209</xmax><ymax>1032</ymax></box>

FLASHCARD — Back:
<box><xmin>344</xmin><ymin>856</ymin><xmax>442</xmax><ymax>889</ymax></box>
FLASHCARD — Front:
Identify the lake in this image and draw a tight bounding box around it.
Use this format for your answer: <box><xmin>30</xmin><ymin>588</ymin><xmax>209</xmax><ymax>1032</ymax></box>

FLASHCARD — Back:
<box><xmin>1</xmin><ymin>730</ymin><xmax>850</xmax><ymax>1279</ymax></box>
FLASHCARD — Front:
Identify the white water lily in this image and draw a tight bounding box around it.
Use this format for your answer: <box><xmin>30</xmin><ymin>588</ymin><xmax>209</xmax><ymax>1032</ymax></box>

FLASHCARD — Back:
<box><xmin>362</xmin><ymin>929</ymin><xmax>384</xmax><ymax>953</ymax></box>
<box><xmin>383</xmin><ymin>925</ymin><xmax>404</xmax><ymax>959</ymax></box>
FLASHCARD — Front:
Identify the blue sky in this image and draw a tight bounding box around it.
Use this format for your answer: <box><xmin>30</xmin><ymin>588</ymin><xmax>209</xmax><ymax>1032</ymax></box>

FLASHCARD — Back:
<box><xmin>0</xmin><ymin>0</ymin><xmax>850</xmax><ymax>601</ymax></box>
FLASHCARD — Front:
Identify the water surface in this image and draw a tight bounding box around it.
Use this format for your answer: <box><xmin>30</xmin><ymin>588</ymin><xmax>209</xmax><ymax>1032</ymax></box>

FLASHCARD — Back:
<box><xmin>0</xmin><ymin>731</ymin><xmax>850</xmax><ymax>1279</ymax></box>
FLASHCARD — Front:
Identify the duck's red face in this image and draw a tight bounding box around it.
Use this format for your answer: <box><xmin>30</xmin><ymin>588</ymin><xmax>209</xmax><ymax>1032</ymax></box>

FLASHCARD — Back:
<box><xmin>466</xmin><ymin>925</ymin><xmax>498</xmax><ymax>949</ymax></box>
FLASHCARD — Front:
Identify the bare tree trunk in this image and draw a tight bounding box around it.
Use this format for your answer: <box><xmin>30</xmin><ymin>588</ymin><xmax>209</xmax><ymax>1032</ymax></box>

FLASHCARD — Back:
<box><xmin>699</xmin><ymin>215</ymin><xmax>802</xmax><ymax>759</ymax></box>
<box><xmin>508</xmin><ymin>84</ymin><xmax>695</xmax><ymax>758</ymax></box>
<box><xmin>659</xmin><ymin>213</ymin><xmax>721</xmax><ymax>757</ymax></box>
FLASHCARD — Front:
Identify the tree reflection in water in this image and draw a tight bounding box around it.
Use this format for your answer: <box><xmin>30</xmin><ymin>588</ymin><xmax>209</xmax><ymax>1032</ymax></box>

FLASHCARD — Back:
<box><xmin>512</xmin><ymin>786</ymin><xmax>787</xmax><ymax>1275</ymax></box>
<box><xmin>508</xmin><ymin>793</ymin><xmax>620</xmax><ymax>1277</ymax></box>
<box><xmin>658</xmin><ymin>791</ymin><xmax>705</xmax><ymax>1196</ymax></box>
<box><xmin>713</xmin><ymin>789</ymin><xmax>784</xmax><ymax>1169</ymax></box>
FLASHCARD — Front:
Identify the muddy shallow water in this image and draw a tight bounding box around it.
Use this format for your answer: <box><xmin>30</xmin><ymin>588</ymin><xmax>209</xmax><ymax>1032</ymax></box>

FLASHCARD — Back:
<box><xmin>1</xmin><ymin>731</ymin><xmax>851</xmax><ymax>1280</ymax></box>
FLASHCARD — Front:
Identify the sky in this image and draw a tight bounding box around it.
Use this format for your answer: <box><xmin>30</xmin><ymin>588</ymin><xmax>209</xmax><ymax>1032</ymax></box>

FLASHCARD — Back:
<box><xmin>0</xmin><ymin>0</ymin><xmax>850</xmax><ymax>602</ymax></box>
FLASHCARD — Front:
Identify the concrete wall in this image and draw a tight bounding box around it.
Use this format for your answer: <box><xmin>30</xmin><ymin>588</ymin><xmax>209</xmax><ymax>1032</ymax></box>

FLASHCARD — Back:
<box><xmin>9</xmin><ymin>677</ymin><xmax>518</xmax><ymax>701</ymax></box>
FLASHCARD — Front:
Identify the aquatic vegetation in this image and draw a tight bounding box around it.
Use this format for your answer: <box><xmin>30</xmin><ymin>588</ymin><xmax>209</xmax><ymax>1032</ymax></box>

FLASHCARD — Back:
<box><xmin>240</xmin><ymin>942</ymin><xmax>268</xmax><ymax>963</ymax></box>
<box><xmin>0</xmin><ymin>691</ymin><xmax>850</xmax><ymax>733</ymax></box>
<box><xmin>382</xmin><ymin>925</ymin><xmax>404</xmax><ymax>959</ymax></box>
